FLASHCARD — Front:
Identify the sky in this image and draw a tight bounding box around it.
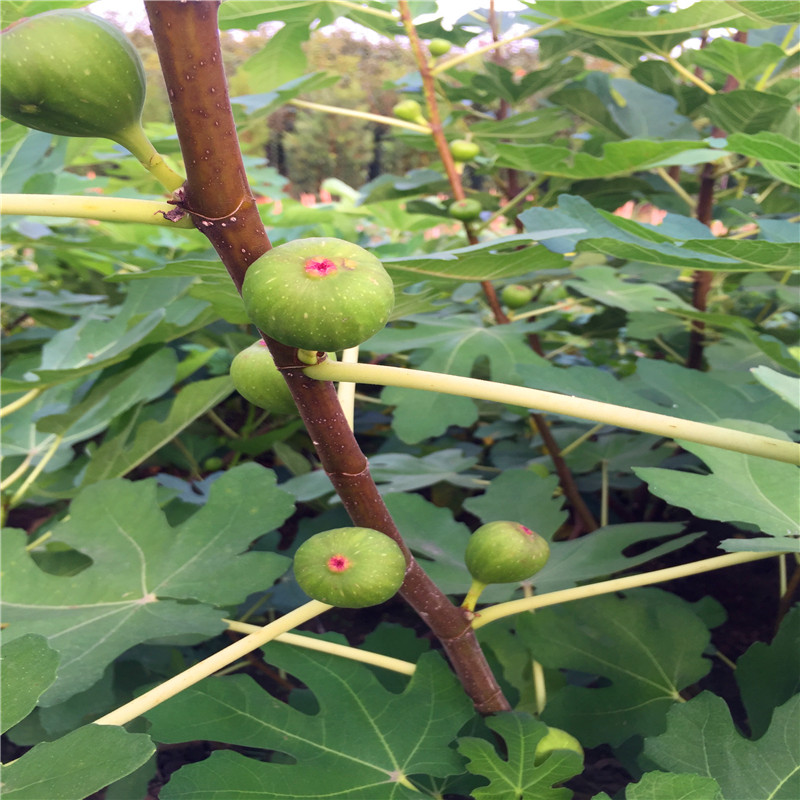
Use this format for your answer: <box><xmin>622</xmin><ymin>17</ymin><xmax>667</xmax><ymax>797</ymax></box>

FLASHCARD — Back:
<box><xmin>90</xmin><ymin>1</ymin><xmax>528</xmax><ymax>34</ymax></box>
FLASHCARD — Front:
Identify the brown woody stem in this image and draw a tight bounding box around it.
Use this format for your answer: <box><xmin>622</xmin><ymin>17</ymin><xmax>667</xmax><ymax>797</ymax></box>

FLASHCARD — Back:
<box><xmin>145</xmin><ymin>0</ymin><xmax>509</xmax><ymax>715</ymax></box>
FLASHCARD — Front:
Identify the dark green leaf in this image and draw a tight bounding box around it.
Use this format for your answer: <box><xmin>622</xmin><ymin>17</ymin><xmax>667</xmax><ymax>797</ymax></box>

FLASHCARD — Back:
<box><xmin>146</xmin><ymin>648</ymin><xmax>474</xmax><ymax>799</ymax></box>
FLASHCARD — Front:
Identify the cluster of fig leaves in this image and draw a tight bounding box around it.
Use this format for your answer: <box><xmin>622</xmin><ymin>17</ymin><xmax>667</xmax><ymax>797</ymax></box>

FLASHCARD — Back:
<box><xmin>1</xmin><ymin>1</ymin><xmax>799</xmax><ymax>799</ymax></box>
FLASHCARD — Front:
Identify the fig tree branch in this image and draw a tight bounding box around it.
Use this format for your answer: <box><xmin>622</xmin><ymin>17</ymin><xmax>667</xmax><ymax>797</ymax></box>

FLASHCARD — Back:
<box><xmin>145</xmin><ymin>0</ymin><xmax>510</xmax><ymax>715</ymax></box>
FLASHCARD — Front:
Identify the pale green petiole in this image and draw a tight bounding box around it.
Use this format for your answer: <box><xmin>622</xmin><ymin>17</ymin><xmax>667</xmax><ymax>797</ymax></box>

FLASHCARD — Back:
<box><xmin>1</xmin><ymin>194</ymin><xmax>195</xmax><ymax>228</ymax></box>
<box><xmin>94</xmin><ymin>600</ymin><xmax>331</xmax><ymax>727</ymax></box>
<box><xmin>303</xmin><ymin>360</ymin><xmax>800</xmax><ymax>465</ymax></box>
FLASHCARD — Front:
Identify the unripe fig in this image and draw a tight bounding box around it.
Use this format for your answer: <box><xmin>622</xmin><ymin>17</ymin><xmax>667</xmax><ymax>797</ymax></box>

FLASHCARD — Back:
<box><xmin>448</xmin><ymin>199</ymin><xmax>483</xmax><ymax>221</ymax></box>
<box><xmin>293</xmin><ymin>527</ymin><xmax>407</xmax><ymax>608</ymax></box>
<box><xmin>203</xmin><ymin>456</ymin><xmax>224</xmax><ymax>472</ymax></box>
<box><xmin>501</xmin><ymin>284</ymin><xmax>534</xmax><ymax>309</ymax></box>
<box><xmin>393</xmin><ymin>99</ymin><xmax>427</xmax><ymax>125</ymax></box>
<box><xmin>241</xmin><ymin>238</ymin><xmax>395</xmax><ymax>352</ymax></box>
<box><xmin>465</xmin><ymin>521</ymin><xmax>550</xmax><ymax>585</ymax></box>
<box><xmin>428</xmin><ymin>38</ymin><xmax>452</xmax><ymax>57</ymax></box>
<box><xmin>449</xmin><ymin>139</ymin><xmax>481</xmax><ymax>162</ymax></box>
<box><xmin>1</xmin><ymin>10</ymin><xmax>146</xmax><ymax>148</ymax></box>
<box><xmin>230</xmin><ymin>339</ymin><xmax>296</xmax><ymax>415</ymax></box>
<box><xmin>534</xmin><ymin>728</ymin><xmax>584</xmax><ymax>766</ymax></box>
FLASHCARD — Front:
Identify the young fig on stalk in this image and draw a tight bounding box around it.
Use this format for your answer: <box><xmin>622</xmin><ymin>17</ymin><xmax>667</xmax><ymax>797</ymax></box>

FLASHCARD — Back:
<box><xmin>449</xmin><ymin>139</ymin><xmax>481</xmax><ymax>162</ymax></box>
<box><xmin>293</xmin><ymin>527</ymin><xmax>407</xmax><ymax>608</ymax></box>
<box><xmin>230</xmin><ymin>339</ymin><xmax>296</xmax><ymax>415</ymax></box>
<box><xmin>428</xmin><ymin>38</ymin><xmax>452</xmax><ymax>57</ymax></box>
<box><xmin>462</xmin><ymin>521</ymin><xmax>550</xmax><ymax>611</ymax></box>
<box><xmin>393</xmin><ymin>99</ymin><xmax>427</xmax><ymax>126</ymax></box>
<box><xmin>448</xmin><ymin>198</ymin><xmax>483</xmax><ymax>222</ymax></box>
<box><xmin>0</xmin><ymin>10</ymin><xmax>149</xmax><ymax>155</ymax></box>
<box><xmin>241</xmin><ymin>238</ymin><xmax>395</xmax><ymax>353</ymax></box>
<box><xmin>502</xmin><ymin>284</ymin><xmax>534</xmax><ymax>309</ymax></box>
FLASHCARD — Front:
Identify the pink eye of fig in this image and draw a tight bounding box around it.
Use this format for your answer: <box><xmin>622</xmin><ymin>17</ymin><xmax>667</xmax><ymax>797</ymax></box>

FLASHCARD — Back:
<box><xmin>327</xmin><ymin>554</ymin><xmax>351</xmax><ymax>572</ymax></box>
<box><xmin>305</xmin><ymin>257</ymin><xmax>338</xmax><ymax>277</ymax></box>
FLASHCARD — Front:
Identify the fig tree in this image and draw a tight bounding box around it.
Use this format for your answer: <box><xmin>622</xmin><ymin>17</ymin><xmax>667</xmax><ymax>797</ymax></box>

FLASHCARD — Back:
<box><xmin>501</xmin><ymin>284</ymin><xmax>534</xmax><ymax>309</ymax></box>
<box><xmin>293</xmin><ymin>527</ymin><xmax>407</xmax><ymax>608</ymax></box>
<box><xmin>428</xmin><ymin>38</ymin><xmax>452</xmax><ymax>57</ymax></box>
<box><xmin>448</xmin><ymin>199</ymin><xmax>483</xmax><ymax>221</ymax></box>
<box><xmin>241</xmin><ymin>238</ymin><xmax>395</xmax><ymax>352</ymax></box>
<box><xmin>449</xmin><ymin>139</ymin><xmax>481</xmax><ymax>162</ymax></box>
<box><xmin>1</xmin><ymin>10</ymin><xmax>147</xmax><ymax>151</ymax></box>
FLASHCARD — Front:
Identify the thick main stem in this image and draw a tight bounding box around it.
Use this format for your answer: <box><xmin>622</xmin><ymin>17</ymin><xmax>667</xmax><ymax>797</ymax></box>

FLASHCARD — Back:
<box><xmin>145</xmin><ymin>0</ymin><xmax>509</xmax><ymax>715</ymax></box>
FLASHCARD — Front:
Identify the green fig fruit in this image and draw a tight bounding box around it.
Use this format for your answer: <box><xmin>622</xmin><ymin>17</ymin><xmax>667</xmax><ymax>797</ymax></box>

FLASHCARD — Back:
<box><xmin>1</xmin><ymin>10</ymin><xmax>146</xmax><ymax>149</ymax></box>
<box><xmin>534</xmin><ymin>727</ymin><xmax>584</xmax><ymax>766</ymax></box>
<box><xmin>393</xmin><ymin>99</ymin><xmax>427</xmax><ymax>125</ymax></box>
<box><xmin>449</xmin><ymin>139</ymin><xmax>481</xmax><ymax>162</ymax></box>
<box><xmin>230</xmin><ymin>339</ymin><xmax>296</xmax><ymax>415</ymax></box>
<box><xmin>501</xmin><ymin>284</ymin><xmax>534</xmax><ymax>309</ymax></box>
<box><xmin>448</xmin><ymin>199</ymin><xmax>483</xmax><ymax>221</ymax></box>
<box><xmin>465</xmin><ymin>521</ymin><xmax>550</xmax><ymax>585</ymax></box>
<box><xmin>293</xmin><ymin>527</ymin><xmax>407</xmax><ymax>608</ymax></box>
<box><xmin>428</xmin><ymin>38</ymin><xmax>452</xmax><ymax>57</ymax></box>
<box><xmin>241</xmin><ymin>238</ymin><xmax>395</xmax><ymax>352</ymax></box>
<box><xmin>203</xmin><ymin>456</ymin><xmax>225</xmax><ymax>472</ymax></box>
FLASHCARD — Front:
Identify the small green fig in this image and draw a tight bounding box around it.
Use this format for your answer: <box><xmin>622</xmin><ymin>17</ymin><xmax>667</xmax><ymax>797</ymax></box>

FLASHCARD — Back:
<box><xmin>230</xmin><ymin>339</ymin><xmax>296</xmax><ymax>415</ymax></box>
<box><xmin>465</xmin><ymin>521</ymin><xmax>550</xmax><ymax>586</ymax></box>
<box><xmin>203</xmin><ymin>456</ymin><xmax>224</xmax><ymax>472</ymax></box>
<box><xmin>393</xmin><ymin>99</ymin><xmax>427</xmax><ymax>125</ymax></box>
<box><xmin>428</xmin><ymin>38</ymin><xmax>452</xmax><ymax>57</ymax></box>
<box><xmin>241</xmin><ymin>238</ymin><xmax>395</xmax><ymax>352</ymax></box>
<box><xmin>501</xmin><ymin>284</ymin><xmax>534</xmax><ymax>309</ymax></box>
<box><xmin>1</xmin><ymin>10</ymin><xmax>146</xmax><ymax>150</ymax></box>
<box><xmin>449</xmin><ymin>139</ymin><xmax>481</xmax><ymax>162</ymax></box>
<box><xmin>293</xmin><ymin>527</ymin><xmax>407</xmax><ymax>608</ymax></box>
<box><xmin>534</xmin><ymin>728</ymin><xmax>584</xmax><ymax>766</ymax></box>
<box><xmin>448</xmin><ymin>199</ymin><xmax>483</xmax><ymax>221</ymax></box>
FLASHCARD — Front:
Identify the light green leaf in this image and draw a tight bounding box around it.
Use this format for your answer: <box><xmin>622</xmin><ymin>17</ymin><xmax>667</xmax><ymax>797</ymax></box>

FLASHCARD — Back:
<box><xmin>494</xmin><ymin>139</ymin><xmax>726</xmax><ymax>179</ymax></box>
<box><xmin>239</xmin><ymin>22</ymin><xmax>311</xmax><ymax>93</ymax></box>
<box><xmin>578</xmin><ymin>237</ymin><xmax>799</xmax><ymax>271</ymax></box>
<box><xmin>81</xmin><ymin>375</ymin><xmax>234</xmax><ymax>484</ymax></box>
<box><xmin>146</xmin><ymin>648</ymin><xmax>474</xmax><ymax>799</ymax></box>
<box><xmin>751</xmin><ymin>366</ymin><xmax>800</xmax><ymax>410</ymax></box>
<box><xmin>736</xmin><ymin>605</ymin><xmax>800</xmax><ymax>738</ymax></box>
<box><xmin>634</xmin><ymin>424</ymin><xmax>800</xmax><ymax>540</ymax></box>
<box><xmin>0</xmin><ymin>724</ymin><xmax>154</xmax><ymax>800</ymax></box>
<box><xmin>1</xmin><ymin>634</ymin><xmax>59</xmax><ymax>733</ymax></box>
<box><xmin>517</xmin><ymin>589</ymin><xmax>711</xmax><ymax>746</ymax></box>
<box><xmin>530</xmin><ymin>1</ymin><xmax>750</xmax><ymax>36</ymax></box>
<box><xmin>706</xmin><ymin>89</ymin><xmax>794</xmax><ymax>135</ymax></box>
<box><xmin>567</xmin><ymin>265</ymin><xmax>692</xmax><ymax>312</ymax></box>
<box><xmin>624</xmin><ymin>771</ymin><xmax>722</xmax><ymax>800</ymax></box>
<box><xmin>463</xmin><ymin>469</ymin><xmax>568</xmax><ymax>539</ymax></box>
<box><xmin>1</xmin><ymin>465</ymin><xmax>293</xmax><ymax>704</ymax></box>
<box><xmin>458</xmin><ymin>713</ymin><xmax>582</xmax><ymax>799</ymax></box>
<box><xmin>688</xmin><ymin>38</ymin><xmax>786</xmax><ymax>84</ymax></box>
<box><xmin>382</xmin><ymin>235</ymin><xmax>572</xmax><ymax>293</ymax></box>
<box><xmin>644</xmin><ymin>692</ymin><xmax>800</xmax><ymax>800</ymax></box>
